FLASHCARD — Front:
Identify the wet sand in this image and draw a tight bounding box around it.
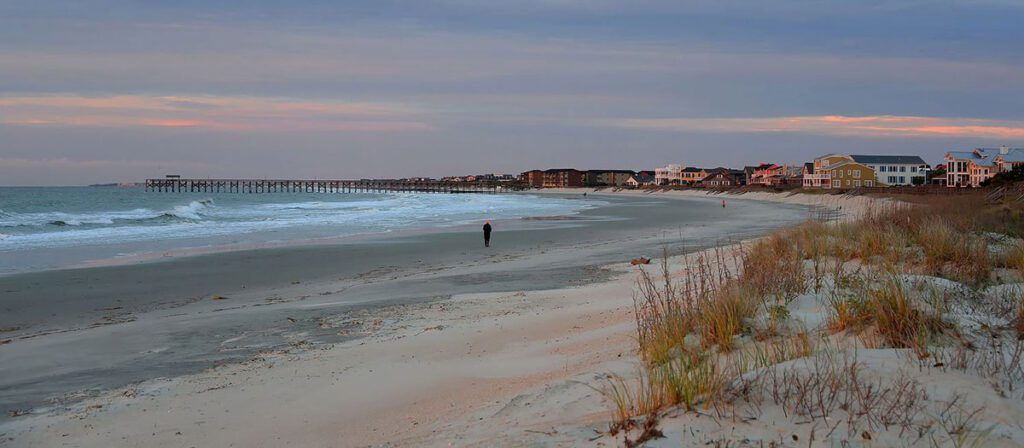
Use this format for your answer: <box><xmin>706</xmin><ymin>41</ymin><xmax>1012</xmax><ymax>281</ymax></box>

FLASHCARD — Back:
<box><xmin>0</xmin><ymin>192</ymin><xmax>812</xmax><ymax>446</ymax></box>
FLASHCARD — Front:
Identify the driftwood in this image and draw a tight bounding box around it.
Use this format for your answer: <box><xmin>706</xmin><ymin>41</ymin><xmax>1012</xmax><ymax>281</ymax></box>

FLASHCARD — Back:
<box><xmin>630</xmin><ymin>257</ymin><xmax>651</xmax><ymax>265</ymax></box>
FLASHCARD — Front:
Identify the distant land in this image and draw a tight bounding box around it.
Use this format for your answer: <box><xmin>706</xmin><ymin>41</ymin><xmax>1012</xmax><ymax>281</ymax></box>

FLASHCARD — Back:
<box><xmin>88</xmin><ymin>182</ymin><xmax>143</xmax><ymax>188</ymax></box>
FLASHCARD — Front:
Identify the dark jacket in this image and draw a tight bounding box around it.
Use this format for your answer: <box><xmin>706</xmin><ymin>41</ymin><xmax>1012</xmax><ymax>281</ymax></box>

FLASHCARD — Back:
<box><xmin>483</xmin><ymin>223</ymin><xmax>492</xmax><ymax>235</ymax></box>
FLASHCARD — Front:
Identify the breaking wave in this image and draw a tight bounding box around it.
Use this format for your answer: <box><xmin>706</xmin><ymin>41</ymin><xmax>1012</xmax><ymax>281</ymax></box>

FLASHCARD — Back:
<box><xmin>0</xmin><ymin>192</ymin><xmax>600</xmax><ymax>255</ymax></box>
<box><xmin>0</xmin><ymin>199</ymin><xmax>215</xmax><ymax>229</ymax></box>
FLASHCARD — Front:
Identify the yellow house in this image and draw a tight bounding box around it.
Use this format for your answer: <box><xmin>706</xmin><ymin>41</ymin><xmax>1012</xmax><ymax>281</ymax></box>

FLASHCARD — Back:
<box><xmin>825</xmin><ymin>160</ymin><xmax>877</xmax><ymax>188</ymax></box>
<box><xmin>813</xmin><ymin>154</ymin><xmax>851</xmax><ymax>172</ymax></box>
<box><xmin>679</xmin><ymin>167</ymin><xmax>708</xmax><ymax>184</ymax></box>
<box><xmin>804</xmin><ymin>154</ymin><xmax>882</xmax><ymax>189</ymax></box>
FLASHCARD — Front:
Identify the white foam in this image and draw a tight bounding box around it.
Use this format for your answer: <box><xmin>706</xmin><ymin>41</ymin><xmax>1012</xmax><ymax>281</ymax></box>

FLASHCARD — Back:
<box><xmin>165</xmin><ymin>200</ymin><xmax>212</xmax><ymax>220</ymax></box>
<box><xmin>0</xmin><ymin>193</ymin><xmax>603</xmax><ymax>253</ymax></box>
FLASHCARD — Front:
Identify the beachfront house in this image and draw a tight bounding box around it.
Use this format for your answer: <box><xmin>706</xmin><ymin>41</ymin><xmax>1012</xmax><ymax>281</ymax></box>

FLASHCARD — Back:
<box><xmin>850</xmin><ymin>155</ymin><xmax>929</xmax><ymax>186</ymax></box>
<box><xmin>803</xmin><ymin>154</ymin><xmax>879</xmax><ymax>189</ymax></box>
<box><xmin>746</xmin><ymin>163</ymin><xmax>799</xmax><ymax>186</ymax></box>
<box><xmin>945</xmin><ymin>146</ymin><xmax>1024</xmax><ymax>187</ymax></box>
<box><xmin>654</xmin><ymin>164</ymin><xmax>683</xmax><ymax>185</ymax></box>
<box><xmin>541</xmin><ymin>169</ymin><xmax>585</xmax><ymax>188</ymax></box>
<box><xmin>626</xmin><ymin>173</ymin><xmax>655</xmax><ymax>187</ymax></box>
<box><xmin>700</xmin><ymin>168</ymin><xmax>745</xmax><ymax>187</ymax></box>
<box><xmin>679</xmin><ymin>167</ymin><xmax>708</xmax><ymax>185</ymax></box>
<box><xmin>521</xmin><ymin>170</ymin><xmax>545</xmax><ymax>187</ymax></box>
<box><xmin>801</xmin><ymin>162</ymin><xmax>822</xmax><ymax>188</ymax></box>
<box><xmin>744</xmin><ymin>163</ymin><xmax>775</xmax><ymax>185</ymax></box>
<box><xmin>585</xmin><ymin>170</ymin><xmax>636</xmax><ymax>187</ymax></box>
<box><xmin>653</xmin><ymin>165</ymin><xmax>707</xmax><ymax>185</ymax></box>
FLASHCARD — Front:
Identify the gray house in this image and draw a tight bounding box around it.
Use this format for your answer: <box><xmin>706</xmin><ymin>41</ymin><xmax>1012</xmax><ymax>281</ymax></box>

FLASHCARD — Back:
<box><xmin>849</xmin><ymin>155</ymin><xmax>929</xmax><ymax>186</ymax></box>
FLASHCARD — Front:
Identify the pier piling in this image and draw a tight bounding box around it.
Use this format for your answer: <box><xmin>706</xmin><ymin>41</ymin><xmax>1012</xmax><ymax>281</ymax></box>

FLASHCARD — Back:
<box><xmin>145</xmin><ymin>178</ymin><xmax>509</xmax><ymax>194</ymax></box>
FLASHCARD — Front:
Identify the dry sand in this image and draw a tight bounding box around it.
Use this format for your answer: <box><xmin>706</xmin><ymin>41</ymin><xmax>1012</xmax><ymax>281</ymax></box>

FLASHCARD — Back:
<box><xmin>536</xmin><ymin>187</ymin><xmax>889</xmax><ymax>220</ymax></box>
<box><xmin>1</xmin><ymin>190</ymin><xmax>888</xmax><ymax>448</ymax></box>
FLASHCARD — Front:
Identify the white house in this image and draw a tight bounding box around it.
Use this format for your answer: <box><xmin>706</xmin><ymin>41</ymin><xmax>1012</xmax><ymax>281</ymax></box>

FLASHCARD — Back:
<box><xmin>626</xmin><ymin>173</ymin><xmax>656</xmax><ymax>187</ymax></box>
<box><xmin>849</xmin><ymin>155</ymin><xmax>929</xmax><ymax>186</ymax></box>
<box><xmin>654</xmin><ymin>164</ymin><xmax>683</xmax><ymax>185</ymax></box>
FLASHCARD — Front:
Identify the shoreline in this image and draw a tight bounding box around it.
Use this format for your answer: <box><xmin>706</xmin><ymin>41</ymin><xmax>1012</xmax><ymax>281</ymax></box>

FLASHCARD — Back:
<box><xmin>531</xmin><ymin>187</ymin><xmax>890</xmax><ymax>220</ymax></box>
<box><xmin>0</xmin><ymin>192</ymin><xmax>607</xmax><ymax>277</ymax></box>
<box><xmin>0</xmin><ymin>191</ymin><xmax>852</xmax><ymax>447</ymax></box>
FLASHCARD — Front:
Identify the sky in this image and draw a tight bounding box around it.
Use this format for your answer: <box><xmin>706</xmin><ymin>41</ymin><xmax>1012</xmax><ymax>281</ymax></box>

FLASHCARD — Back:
<box><xmin>1</xmin><ymin>0</ymin><xmax>1023</xmax><ymax>185</ymax></box>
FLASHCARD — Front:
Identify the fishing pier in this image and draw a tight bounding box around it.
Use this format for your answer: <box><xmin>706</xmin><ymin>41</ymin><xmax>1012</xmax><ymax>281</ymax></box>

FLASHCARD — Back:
<box><xmin>145</xmin><ymin>177</ymin><xmax>516</xmax><ymax>194</ymax></box>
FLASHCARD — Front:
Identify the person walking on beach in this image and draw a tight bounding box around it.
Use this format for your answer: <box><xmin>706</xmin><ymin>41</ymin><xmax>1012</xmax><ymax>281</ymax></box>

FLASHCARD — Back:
<box><xmin>483</xmin><ymin>220</ymin><xmax>492</xmax><ymax>247</ymax></box>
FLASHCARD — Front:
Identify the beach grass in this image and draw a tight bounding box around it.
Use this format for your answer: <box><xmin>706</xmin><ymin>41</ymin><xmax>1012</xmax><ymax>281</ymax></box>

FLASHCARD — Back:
<box><xmin>606</xmin><ymin>190</ymin><xmax>1024</xmax><ymax>445</ymax></box>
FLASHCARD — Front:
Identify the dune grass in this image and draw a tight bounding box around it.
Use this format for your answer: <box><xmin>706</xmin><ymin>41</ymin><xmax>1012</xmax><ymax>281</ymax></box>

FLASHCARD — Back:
<box><xmin>1000</xmin><ymin>242</ymin><xmax>1024</xmax><ymax>272</ymax></box>
<box><xmin>606</xmin><ymin>191</ymin><xmax>1024</xmax><ymax>444</ymax></box>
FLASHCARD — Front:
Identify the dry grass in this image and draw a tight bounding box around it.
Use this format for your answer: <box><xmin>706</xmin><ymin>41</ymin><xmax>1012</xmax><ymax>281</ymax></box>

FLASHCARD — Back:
<box><xmin>916</xmin><ymin>217</ymin><xmax>991</xmax><ymax>285</ymax></box>
<box><xmin>1000</xmin><ymin>242</ymin><xmax>1024</xmax><ymax>273</ymax></box>
<box><xmin>602</xmin><ymin>371</ymin><xmax>667</xmax><ymax>434</ymax></box>
<box><xmin>825</xmin><ymin>296</ymin><xmax>865</xmax><ymax>334</ymax></box>
<box><xmin>740</xmin><ymin>234</ymin><xmax>806</xmax><ymax>305</ymax></box>
<box><xmin>864</xmin><ymin>277</ymin><xmax>950</xmax><ymax>351</ymax></box>
<box><xmin>696</xmin><ymin>281</ymin><xmax>756</xmax><ymax>352</ymax></box>
<box><xmin>1017</xmin><ymin>299</ymin><xmax>1024</xmax><ymax>341</ymax></box>
<box><xmin>823</xmin><ymin>274</ymin><xmax>952</xmax><ymax>353</ymax></box>
<box><xmin>606</xmin><ymin>191</ymin><xmax>1023</xmax><ymax>443</ymax></box>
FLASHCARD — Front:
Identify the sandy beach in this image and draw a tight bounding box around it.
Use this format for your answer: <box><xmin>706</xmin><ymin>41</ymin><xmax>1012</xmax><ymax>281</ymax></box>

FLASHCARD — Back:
<box><xmin>0</xmin><ymin>190</ymin><xmax>877</xmax><ymax>447</ymax></box>
<box><xmin>8</xmin><ymin>189</ymin><xmax>1024</xmax><ymax>448</ymax></box>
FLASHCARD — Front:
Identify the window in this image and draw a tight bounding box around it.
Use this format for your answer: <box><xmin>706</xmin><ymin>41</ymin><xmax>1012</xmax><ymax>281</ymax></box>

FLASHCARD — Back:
<box><xmin>911</xmin><ymin>166</ymin><xmax>917</xmax><ymax>172</ymax></box>
<box><xmin>865</xmin><ymin>180</ymin><xmax>873</xmax><ymax>187</ymax></box>
<box><xmin>853</xmin><ymin>170</ymin><xmax>861</xmax><ymax>178</ymax></box>
<box><xmin>888</xmin><ymin>176</ymin><xmax>898</xmax><ymax>184</ymax></box>
<box><xmin>890</xmin><ymin>166</ymin><xmax>897</xmax><ymax>172</ymax></box>
<box><xmin>832</xmin><ymin>180</ymin><xmax>841</xmax><ymax>188</ymax></box>
<box><xmin>854</xmin><ymin>180</ymin><xmax>861</xmax><ymax>187</ymax></box>
<box><xmin>900</xmin><ymin>166</ymin><xmax>906</xmax><ymax>172</ymax></box>
<box><xmin>848</xmin><ymin>170</ymin><xmax>853</xmax><ymax>176</ymax></box>
<box><xmin>879</xmin><ymin>166</ymin><xmax>886</xmax><ymax>172</ymax></box>
<box><xmin>899</xmin><ymin>176</ymin><xmax>905</xmax><ymax>183</ymax></box>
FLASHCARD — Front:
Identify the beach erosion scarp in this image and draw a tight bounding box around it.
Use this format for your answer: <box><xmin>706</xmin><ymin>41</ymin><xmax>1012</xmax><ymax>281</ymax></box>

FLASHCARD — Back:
<box><xmin>1</xmin><ymin>189</ymin><xmax>873</xmax><ymax>447</ymax></box>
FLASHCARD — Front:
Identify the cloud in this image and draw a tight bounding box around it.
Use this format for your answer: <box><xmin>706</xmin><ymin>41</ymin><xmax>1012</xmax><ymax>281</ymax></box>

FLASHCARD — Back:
<box><xmin>599</xmin><ymin>115</ymin><xmax>1024</xmax><ymax>139</ymax></box>
<box><xmin>0</xmin><ymin>157</ymin><xmax>204</xmax><ymax>170</ymax></box>
<box><xmin>0</xmin><ymin>95</ymin><xmax>432</xmax><ymax>132</ymax></box>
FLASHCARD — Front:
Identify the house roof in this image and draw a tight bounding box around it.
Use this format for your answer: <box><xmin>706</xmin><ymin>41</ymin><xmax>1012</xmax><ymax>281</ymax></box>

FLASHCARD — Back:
<box><xmin>631</xmin><ymin>174</ymin><xmax>655</xmax><ymax>182</ymax></box>
<box><xmin>947</xmin><ymin>149</ymin><xmax>998</xmax><ymax>166</ymax></box>
<box><xmin>850</xmin><ymin>155</ymin><xmax>928</xmax><ymax>165</ymax></box>
<box><xmin>814</xmin><ymin>153</ymin><xmax>850</xmax><ymax>161</ymax></box>
<box><xmin>701</xmin><ymin>168</ymin><xmax>744</xmax><ymax>181</ymax></box>
<box><xmin>543</xmin><ymin>168</ymin><xmax>582</xmax><ymax>173</ymax></box>
<box><xmin>992</xmin><ymin>148</ymin><xmax>1024</xmax><ymax>163</ymax></box>
<box><xmin>588</xmin><ymin>169</ymin><xmax>636</xmax><ymax>174</ymax></box>
<box><xmin>825</xmin><ymin>160</ymin><xmax>865</xmax><ymax>170</ymax></box>
<box><xmin>681</xmin><ymin>166</ymin><xmax>706</xmax><ymax>173</ymax></box>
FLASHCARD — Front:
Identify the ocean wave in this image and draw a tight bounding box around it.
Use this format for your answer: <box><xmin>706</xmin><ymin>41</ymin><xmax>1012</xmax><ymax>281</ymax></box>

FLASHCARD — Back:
<box><xmin>0</xmin><ymin>199</ymin><xmax>215</xmax><ymax>228</ymax></box>
<box><xmin>163</xmin><ymin>199</ymin><xmax>214</xmax><ymax>221</ymax></box>
<box><xmin>0</xmin><ymin>192</ymin><xmax>600</xmax><ymax>254</ymax></box>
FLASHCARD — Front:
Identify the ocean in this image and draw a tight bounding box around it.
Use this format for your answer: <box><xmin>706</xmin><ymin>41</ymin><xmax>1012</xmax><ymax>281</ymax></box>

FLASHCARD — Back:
<box><xmin>0</xmin><ymin>187</ymin><xmax>600</xmax><ymax>274</ymax></box>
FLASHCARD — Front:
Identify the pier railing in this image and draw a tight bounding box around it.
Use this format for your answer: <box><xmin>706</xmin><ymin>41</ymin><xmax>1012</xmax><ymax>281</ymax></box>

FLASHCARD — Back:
<box><xmin>145</xmin><ymin>178</ymin><xmax>519</xmax><ymax>194</ymax></box>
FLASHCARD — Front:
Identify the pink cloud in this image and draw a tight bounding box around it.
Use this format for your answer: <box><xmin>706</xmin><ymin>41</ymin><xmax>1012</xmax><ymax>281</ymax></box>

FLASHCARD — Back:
<box><xmin>0</xmin><ymin>95</ymin><xmax>431</xmax><ymax>132</ymax></box>
<box><xmin>600</xmin><ymin>115</ymin><xmax>1024</xmax><ymax>139</ymax></box>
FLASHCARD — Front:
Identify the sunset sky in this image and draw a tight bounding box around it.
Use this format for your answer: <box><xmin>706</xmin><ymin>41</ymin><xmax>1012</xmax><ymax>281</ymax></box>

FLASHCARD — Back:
<box><xmin>2</xmin><ymin>0</ymin><xmax>1023</xmax><ymax>185</ymax></box>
